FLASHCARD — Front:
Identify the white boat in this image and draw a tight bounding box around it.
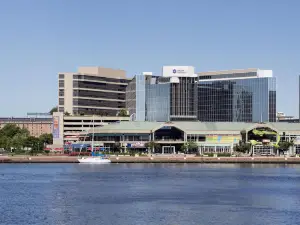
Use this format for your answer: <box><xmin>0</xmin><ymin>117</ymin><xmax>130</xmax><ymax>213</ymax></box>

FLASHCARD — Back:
<box><xmin>77</xmin><ymin>115</ymin><xmax>111</xmax><ymax>164</ymax></box>
<box><xmin>78</xmin><ymin>157</ymin><xmax>111</xmax><ymax>164</ymax></box>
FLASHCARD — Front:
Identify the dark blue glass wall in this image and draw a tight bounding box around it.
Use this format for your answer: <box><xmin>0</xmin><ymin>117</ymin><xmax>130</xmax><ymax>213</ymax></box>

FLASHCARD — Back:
<box><xmin>198</xmin><ymin>77</ymin><xmax>276</xmax><ymax>122</ymax></box>
<box><xmin>146</xmin><ymin>83</ymin><xmax>170</xmax><ymax>122</ymax></box>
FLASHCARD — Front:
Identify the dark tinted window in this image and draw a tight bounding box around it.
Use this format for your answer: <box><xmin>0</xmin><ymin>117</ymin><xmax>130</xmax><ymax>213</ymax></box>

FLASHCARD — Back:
<box><xmin>73</xmin><ymin>74</ymin><xmax>129</xmax><ymax>84</ymax></box>
<box><xmin>74</xmin><ymin>90</ymin><xmax>125</xmax><ymax>100</ymax></box>
<box><xmin>59</xmin><ymin>80</ymin><xmax>64</xmax><ymax>88</ymax></box>
<box><xmin>198</xmin><ymin>77</ymin><xmax>276</xmax><ymax>122</ymax></box>
<box><xmin>73</xmin><ymin>107</ymin><xmax>119</xmax><ymax>116</ymax></box>
<box><xmin>59</xmin><ymin>98</ymin><xmax>64</xmax><ymax>105</ymax></box>
<box><xmin>73</xmin><ymin>98</ymin><xmax>125</xmax><ymax>108</ymax></box>
<box><xmin>75</xmin><ymin>81</ymin><xmax>126</xmax><ymax>92</ymax></box>
<box><xmin>59</xmin><ymin>89</ymin><xmax>64</xmax><ymax>96</ymax></box>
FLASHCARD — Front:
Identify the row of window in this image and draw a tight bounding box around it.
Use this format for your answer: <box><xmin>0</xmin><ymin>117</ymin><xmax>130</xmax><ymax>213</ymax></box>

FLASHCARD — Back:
<box><xmin>198</xmin><ymin>72</ymin><xmax>257</xmax><ymax>80</ymax></box>
<box><xmin>73</xmin><ymin>75</ymin><xmax>129</xmax><ymax>83</ymax></box>
<box><xmin>73</xmin><ymin>90</ymin><xmax>125</xmax><ymax>100</ymax></box>
<box><xmin>73</xmin><ymin>99</ymin><xmax>125</xmax><ymax>108</ymax></box>
<box><xmin>73</xmin><ymin>108</ymin><xmax>119</xmax><ymax>116</ymax></box>
<box><xmin>73</xmin><ymin>81</ymin><xmax>126</xmax><ymax>92</ymax></box>
<box><xmin>93</xmin><ymin>135</ymin><xmax>149</xmax><ymax>142</ymax></box>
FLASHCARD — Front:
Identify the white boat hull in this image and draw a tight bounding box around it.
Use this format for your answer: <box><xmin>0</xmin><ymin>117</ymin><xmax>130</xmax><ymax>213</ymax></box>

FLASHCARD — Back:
<box><xmin>78</xmin><ymin>157</ymin><xmax>111</xmax><ymax>164</ymax></box>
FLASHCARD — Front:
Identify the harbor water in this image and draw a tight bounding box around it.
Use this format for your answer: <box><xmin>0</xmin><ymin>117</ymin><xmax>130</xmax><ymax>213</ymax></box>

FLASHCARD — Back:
<box><xmin>1</xmin><ymin>163</ymin><xmax>300</xmax><ymax>225</ymax></box>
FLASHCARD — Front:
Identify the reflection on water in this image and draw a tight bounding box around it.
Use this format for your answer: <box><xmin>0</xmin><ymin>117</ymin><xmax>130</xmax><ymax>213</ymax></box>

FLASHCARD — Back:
<box><xmin>0</xmin><ymin>163</ymin><xmax>300</xmax><ymax>225</ymax></box>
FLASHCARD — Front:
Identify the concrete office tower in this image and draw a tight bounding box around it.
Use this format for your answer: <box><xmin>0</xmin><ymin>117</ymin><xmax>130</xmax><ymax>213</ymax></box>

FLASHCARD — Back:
<box><xmin>126</xmin><ymin>66</ymin><xmax>198</xmax><ymax>122</ymax></box>
<box><xmin>197</xmin><ymin>68</ymin><xmax>276</xmax><ymax>122</ymax></box>
<box><xmin>58</xmin><ymin>67</ymin><xmax>131</xmax><ymax>116</ymax></box>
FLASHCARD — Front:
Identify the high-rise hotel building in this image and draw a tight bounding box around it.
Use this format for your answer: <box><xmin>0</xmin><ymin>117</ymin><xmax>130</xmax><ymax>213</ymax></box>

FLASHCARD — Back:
<box><xmin>58</xmin><ymin>67</ymin><xmax>130</xmax><ymax>116</ymax></box>
<box><xmin>126</xmin><ymin>66</ymin><xmax>198</xmax><ymax>122</ymax></box>
<box><xmin>127</xmin><ymin>66</ymin><xmax>276</xmax><ymax>123</ymax></box>
<box><xmin>197</xmin><ymin>68</ymin><xmax>276</xmax><ymax>122</ymax></box>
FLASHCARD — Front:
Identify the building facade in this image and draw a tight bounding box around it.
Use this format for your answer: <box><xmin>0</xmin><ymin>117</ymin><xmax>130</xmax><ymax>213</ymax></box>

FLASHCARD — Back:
<box><xmin>81</xmin><ymin>121</ymin><xmax>300</xmax><ymax>156</ymax></box>
<box><xmin>126</xmin><ymin>66</ymin><xmax>198</xmax><ymax>122</ymax></box>
<box><xmin>52</xmin><ymin>112</ymin><xmax>130</xmax><ymax>147</ymax></box>
<box><xmin>276</xmin><ymin>112</ymin><xmax>298</xmax><ymax>122</ymax></box>
<box><xmin>0</xmin><ymin>117</ymin><xmax>52</xmax><ymax>137</ymax></box>
<box><xmin>58</xmin><ymin>67</ymin><xmax>131</xmax><ymax>116</ymax></box>
<box><xmin>197</xmin><ymin>69</ymin><xmax>276</xmax><ymax>122</ymax></box>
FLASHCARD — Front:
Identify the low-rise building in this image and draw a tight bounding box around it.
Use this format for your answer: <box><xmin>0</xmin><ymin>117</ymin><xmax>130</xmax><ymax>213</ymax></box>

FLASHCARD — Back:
<box><xmin>0</xmin><ymin>117</ymin><xmax>52</xmax><ymax>137</ymax></box>
<box><xmin>52</xmin><ymin>112</ymin><xmax>130</xmax><ymax>147</ymax></box>
<box><xmin>80</xmin><ymin>121</ymin><xmax>300</xmax><ymax>156</ymax></box>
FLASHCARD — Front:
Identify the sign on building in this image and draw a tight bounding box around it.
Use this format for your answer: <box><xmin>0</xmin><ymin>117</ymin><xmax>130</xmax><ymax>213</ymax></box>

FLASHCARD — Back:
<box><xmin>53</xmin><ymin>116</ymin><xmax>60</xmax><ymax>138</ymax></box>
<box><xmin>162</xmin><ymin>66</ymin><xmax>195</xmax><ymax>77</ymax></box>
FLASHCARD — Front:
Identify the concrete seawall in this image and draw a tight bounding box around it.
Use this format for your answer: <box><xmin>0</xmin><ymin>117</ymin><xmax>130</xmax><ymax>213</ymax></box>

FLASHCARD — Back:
<box><xmin>2</xmin><ymin>156</ymin><xmax>300</xmax><ymax>164</ymax></box>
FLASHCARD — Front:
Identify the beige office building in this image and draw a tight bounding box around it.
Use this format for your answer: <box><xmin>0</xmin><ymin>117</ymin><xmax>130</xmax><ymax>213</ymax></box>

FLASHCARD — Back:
<box><xmin>58</xmin><ymin>67</ymin><xmax>131</xmax><ymax>116</ymax></box>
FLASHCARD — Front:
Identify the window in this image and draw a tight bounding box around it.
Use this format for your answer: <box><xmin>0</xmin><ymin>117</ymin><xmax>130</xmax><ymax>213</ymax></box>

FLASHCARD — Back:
<box><xmin>73</xmin><ymin>81</ymin><xmax>79</xmax><ymax>88</ymax></box>
<box><xmin>73</xmin><ymin>75</ymin><xmax>83</xmax><ymax>79</ymax></box>
<box><xmin>59</xmin><ymin>74</ymin><xmax>65</xmax><ymax>79</ymax></box>
<box><xmin>59</xmin><ymin>98</ymin><xmax>64</xmax><ymax>105</ymax></box>
<box><xmin>59</xmin><ymin>80</ymin><xmax>64</xmax><ymax>88</ymax></box>
<box><xmin>59</xmin><ymin>89</ymin><xmax>64</xmax><ymax>96</ymax></box>
<box><xmin>73</xmin><ymin>90</ymin><xmax>79</xmax><ymax>96</ymax></box>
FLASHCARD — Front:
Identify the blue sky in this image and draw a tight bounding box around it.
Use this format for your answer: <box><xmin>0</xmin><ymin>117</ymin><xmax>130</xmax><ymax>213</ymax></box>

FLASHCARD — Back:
<box><xmin>0</xmin><ymin>0</ymin><xmax>299</xmax><ymax>117</ymax></box>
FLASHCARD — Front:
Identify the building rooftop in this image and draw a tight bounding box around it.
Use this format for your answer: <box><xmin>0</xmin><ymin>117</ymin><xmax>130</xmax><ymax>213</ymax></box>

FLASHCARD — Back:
<box><xmin>59</xmin><ymin>66</ymin><xmax>129</xmax><ymax>79</ymax></box>
<box><xmin>0</xmin><ymin>117</ymin><xmax>52</xmax><ymax>122</ymax></box>
<box><xmin>90</xmin><ymin>121</ymin><xmax>300</xmax><ymax>134</ymax></box>
<box><xmin>197</xmin><ymin>68</ymin><xmax>258</xmax><ymax>76</ymax></box>
<box><xmin>197</xmin><ymin>68</ymin><xmax>273</xmax><ymax>79</ymax></box>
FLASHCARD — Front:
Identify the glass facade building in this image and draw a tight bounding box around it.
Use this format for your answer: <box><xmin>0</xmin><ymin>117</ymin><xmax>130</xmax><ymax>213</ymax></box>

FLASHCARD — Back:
<box><xmin>170</xmin><ymin>77</ymin><xmax>198</xmax><ymax>121</ymax></box>
<box><xmin>146</xmin><ymin>83</ymin><xmax>170</xmax><ymax>122</ymax></box>
<box><xmin>126</xmin><ymin>75</ymin><xmax>147</xmax><ymax>121</ymax></box>
<box><xmin>126</xmin><ymin>68</ymin><xmax>276</xmax><ymax>123</ymax></box>
<box><xmin>198</xmin><ymin>77</ymin><xmax>276</xmax><ymax>122</ymax></box>
<box><xmin>126</xmin><ymin>74</ymin><xmax>197</xmax><ymax>122</ymax></box>
<box><xmin>136</xmin><ymin>75</ymin><xmax>146</xmax><ymax>121</ymax></box>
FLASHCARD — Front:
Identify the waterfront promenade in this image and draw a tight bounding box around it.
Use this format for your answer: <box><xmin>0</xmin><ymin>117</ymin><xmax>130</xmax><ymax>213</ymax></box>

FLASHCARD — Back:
<box><xmin>1</xmin><ymin>155</ymin><xmax>300</xmax><ymax>163</ymax></box>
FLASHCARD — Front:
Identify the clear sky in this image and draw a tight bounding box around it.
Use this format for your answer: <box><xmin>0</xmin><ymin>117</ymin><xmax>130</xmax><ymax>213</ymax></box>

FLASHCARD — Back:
<box><xmin>0</xmin><ymin>0</ymin><xmax>299</xmax><ymax>117</ymax></box>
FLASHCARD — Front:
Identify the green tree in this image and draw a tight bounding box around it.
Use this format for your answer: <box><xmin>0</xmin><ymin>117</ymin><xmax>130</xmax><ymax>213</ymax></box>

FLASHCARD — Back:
<box><xmin>181</xmin><ymin>141</ymin><xmax>198</xmax><ymax>153</ymax></box>
<box><xmin>0</xmin><ymin>124</ymin><xmax>37</xmax><ymax>152</ymax></box>
<box><xmin>24</xmin><ymin>136</ymin><xmax>44</xmax><ymax>155</ymax></box>
<box><xmin>64</xmin><ymin>111</ymin><xmax>70</xmax><ymax>116</ymax></box>
<box><xmin>188</xmin><ymin>141</ymin><xmax>198</xmax><ymax>151</ymax></box>
<box><xmin>233</xmin><ymin>141</ymin><xmax>251</xmax><ymax>153</ymax></box>
<box><xmin>49</xmin><ymin>106</ymin><xmax>58</xmax><ymax>115</ymax></box>
<box><xmin>24</xmin><ymin>136</ymin><xmax>39</xmax><ymax>148</ymax></box>
<box><xmin>0</xmin><ymin>124</ymin><xmax>21</xmax><ymax>138</ymax></box>
<box><xmin>118</xmin><ymin>109</ymin><xmax>129</xmax><ymax>117</ymax></box>
<box><xmin>0</xmin><ymin>136</ymin><xmax>10</xmax><ymax>151</ymax></box>
<box><xmin>278</xmin><ymin>141</ymin><xmax>293</xmax><ymax>151</ymax></box>
<box><xmin>145</xmin><ymin>141</ymin><xmax>160</xmax><ymax>154</ymax></box>
<box><xmin>11</xmin><ymin>132</ymin><xmax>28</xmax><ymax>151</ymax></box>
<box><xmin>39</xmin><ymin>133</ymin><xmax>53</xmax><ymax>145</ymax></box>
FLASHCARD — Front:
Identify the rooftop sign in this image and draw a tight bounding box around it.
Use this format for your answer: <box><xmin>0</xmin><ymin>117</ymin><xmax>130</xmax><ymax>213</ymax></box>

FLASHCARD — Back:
<box><xmin>162</xmin><ymin>66</ymin><xmax>195</xmax><ymax>77</ymax></box>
